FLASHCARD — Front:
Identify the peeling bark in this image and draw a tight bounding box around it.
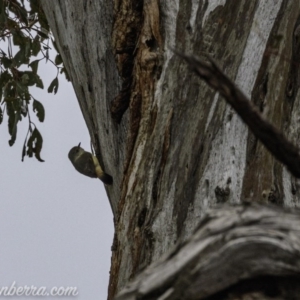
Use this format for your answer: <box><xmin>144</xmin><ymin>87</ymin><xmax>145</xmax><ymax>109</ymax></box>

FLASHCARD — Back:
<box><xmin>116</xmin><ymin>203</ymin><xmax>300</xmax><ymax>300</ymax></box>
<box><xmin>40</xmin><ymin>0</ymin><xmax>300</xmax><ymax>299</ymax></box>
<box><xmin>174</xmin><ymin>51</ymin><xmax>300</xmax><ymax>179</ymax></box>
<box><xmin>40</xmin><ymin>0</ymin><xmax>121</xmax><ymax>214</ymax></box>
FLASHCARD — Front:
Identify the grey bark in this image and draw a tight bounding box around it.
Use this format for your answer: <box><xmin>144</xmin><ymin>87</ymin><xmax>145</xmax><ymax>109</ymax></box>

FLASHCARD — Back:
<box><xmin>116</xmin><ymin>203</ymin><xmax>300</xmax><ymax>300</ymax></box>
<box><xmin>40</xmin><ymin>0</ymin><xmax>122</xmax><ymax>213</ymax></box>
<box><xmin>40</xmin><ymin>0</ymin><xmax>300</xmax><ymax>299</ymax></box>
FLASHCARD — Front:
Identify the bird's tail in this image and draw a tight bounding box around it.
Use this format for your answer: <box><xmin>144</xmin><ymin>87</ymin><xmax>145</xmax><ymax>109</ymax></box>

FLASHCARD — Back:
<box><xmin>93</xmin><ymin>156</ymin><xmax>113</xmax><ymax>185</ymax></box>
<box><xmin>95</xmin><ymin>164</ymin><xmax>113</xmax><ymax>185</ymax></box>
<box><xmin>99</xmin><ymin>172</ymin><xmax>113</xmax><ymax>185</ymax></box>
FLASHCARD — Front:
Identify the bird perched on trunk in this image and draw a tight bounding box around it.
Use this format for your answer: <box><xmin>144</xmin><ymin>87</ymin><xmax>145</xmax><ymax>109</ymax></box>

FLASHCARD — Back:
<box><xmin>68</xmin><ymin>143</ymin><xmax>113</xmax><ymax>185</ymax></box>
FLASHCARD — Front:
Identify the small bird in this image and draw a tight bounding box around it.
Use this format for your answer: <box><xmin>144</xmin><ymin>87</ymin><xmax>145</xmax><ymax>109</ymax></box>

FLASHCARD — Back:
<box><xmin>68</xmin><ymin>143</ymin><xmax>113</xmax><ymax>185</ymax></box>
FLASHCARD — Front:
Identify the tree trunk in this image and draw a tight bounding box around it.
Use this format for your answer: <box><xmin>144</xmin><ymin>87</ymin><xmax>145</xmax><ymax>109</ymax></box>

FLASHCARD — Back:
<box><xmin>115</xmin><ymin>203</ymin><xmax>300</xmax><ymax>300</ymax></box>
<box><xmin>40</xmin><ymin>0</ymin><xmax>300</xmax><ymax>299</ymax></box>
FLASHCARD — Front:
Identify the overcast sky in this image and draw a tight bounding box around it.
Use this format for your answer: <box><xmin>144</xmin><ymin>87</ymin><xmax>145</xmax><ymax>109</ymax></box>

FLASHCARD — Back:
<box><xmin>0</xmin><ymin>57</ymin><xmax>114</xmax><ymax>299</ymax></box>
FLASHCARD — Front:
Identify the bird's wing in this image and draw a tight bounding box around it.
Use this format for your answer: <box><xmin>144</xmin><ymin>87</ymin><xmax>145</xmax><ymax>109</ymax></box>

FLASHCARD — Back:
<box><xmin>79</xmin><ymin>152</ymin><xmax>97</xmax><ymax>178</ymax></box>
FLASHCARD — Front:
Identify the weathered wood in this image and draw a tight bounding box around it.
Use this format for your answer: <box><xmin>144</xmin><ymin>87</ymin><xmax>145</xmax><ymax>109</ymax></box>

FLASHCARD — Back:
<box><xmin>40</xmin><ymin>0</ymin><xmax>121</xmax><ymax>214</ymax></box>
<box><xmin>116</xmin><ymin>203</ymin><xmax>300</xmax><ymax>300</ymax></box>
<box><xmin>40</xmin><ymin>1</ymin><xmax>300</xmax><ymax>299</ymax></box>
<box><xmin>175</xmin><ymin>51</ymin><xmax>300</xmax><ymax>179</ymax></box>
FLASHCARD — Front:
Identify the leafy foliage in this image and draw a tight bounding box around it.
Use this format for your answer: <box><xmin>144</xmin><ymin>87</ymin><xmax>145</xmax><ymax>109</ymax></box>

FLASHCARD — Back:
<box><xmin>0</xmin><ymin>0</ymin><xmax>68</xmax><ymax>161</ymax></box>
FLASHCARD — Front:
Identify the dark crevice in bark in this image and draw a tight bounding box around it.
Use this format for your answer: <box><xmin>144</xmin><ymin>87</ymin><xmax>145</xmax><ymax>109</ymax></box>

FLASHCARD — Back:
<box><xmin>204</xmin><ymin>275</ymin><xmax>300</xmax><ymax>300</ymax></box>
<box><xmin>169</xmin><ymin>0</ymin><xmax>260</xmax><ymax>238</ymax></box>
<box><xmin>110</xmin><ymin>0</ymin><xmax>163</xmax><ymax>296</ymax></box>
<box><xmin>242</xmin><ymin>0</ymin><xmax>291</xmax><ymax>204</ymax></box>
<box><xmin>175</xmin><ymin>51</ymin><xmax>300</xmax><ymax>179</ymax></box>
<box><xmin>284</xmin><ymin>14</ymin><xmax>300</xmax><ymax>114</ymax></box>
<box><xmin>111</xmin><ymin>0</ymin><xmax>144</xmax><ymax>124</ymax></box>
<box><xmin>116</xmin><ymin>203</ymin><xmax>300</xmax><ymax>300</ymax></box>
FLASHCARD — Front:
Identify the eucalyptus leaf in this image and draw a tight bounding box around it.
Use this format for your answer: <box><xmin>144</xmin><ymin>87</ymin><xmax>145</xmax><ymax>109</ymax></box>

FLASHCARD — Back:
<box><xmin>0</xmin><ymin>106</ymin><xmax>3</xmax><ymax>124</ymax></box>
<box><xmin>21</xmin><ymin>141</ymin><xmax>26</xmax><ymax>161</ymax></box>
<box><xmin>0</xmin><ymin>0</ymin><xmax>59</xmax><ymax>161</ymax></box>
<box><xmin>37</xmin><ymin>30</ymin><xmax>48</xmax><ymax>39</ymax></box>
<box><xmin>33</xmin><ymin>99</ymin><xmax>45</xmax><ymax>122</ymax></box>
<box><xmin>33</xmin><ymin>127</ymin><xmax>44</xmax><ymax>162</ymax></box>
<box><xmin>35</xmin><ymin>75</ymin><xmax>44</xmax><ymax>89</ymax></box>
<box><xmin>55</xmin><ymin>54</ymin><xmax>63</xmax><ymax>65</ymax></box>
<box><xmin>26</xmin><ymin>127</ymin><xmax>44</xmax><ymax>162</ymax></box>
<box><xmin>29</xmin><ymin>59</ymin><xmax>39</xmax><ymax>74</ymax></box>
<box><xmin>12</xmin><ymin>30</ymin><xmax>26</xmax><ymax>46</ymax></box>
<box><xmin>47</xmin><ymin>77</ymin><xmax>59</xmax><ymax>94</ymax></box>
<box><xmin>7</xmin><ymin>100</ymin><xmax>20</xmax><ymax>146</ymax></box>
<box><xmin>1</xmin><ymin>57</ymin><xmax>12</xmax><ymax>68</ymax></box>
<box><xmin>31</xmin><ymin>36</ymin><xmax>41</xmax><ymax>56</ymax></box>
<box><xmin>60</xmin><ymin>67</ymin><xmax>70</xmax><ymax>81</ymax></box>
<box><xmin>12</xmin><ymin>48</ymin><xmax>28</xmax><ymax>67</ymax></box>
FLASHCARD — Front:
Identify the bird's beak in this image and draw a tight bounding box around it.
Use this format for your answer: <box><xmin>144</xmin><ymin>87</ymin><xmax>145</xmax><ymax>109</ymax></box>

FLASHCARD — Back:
<box><xmin>77</xmin><ymin>142</ymin><xmax>81</xmax><ymax>148</ymax></box>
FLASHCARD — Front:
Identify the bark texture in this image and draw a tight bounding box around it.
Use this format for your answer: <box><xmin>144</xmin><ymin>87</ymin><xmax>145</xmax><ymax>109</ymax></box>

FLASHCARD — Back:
<box><xmin>40</xmin><ymin>0</ymin><xmax>300</xmax><ymax>299</ymax></box>
<box><xmin>116</xmin><ymin>203</ymin><xmax>300</xmax><ymax>300</ymax></box>
<box><xmin>40</xmin><ymin>0</ymin><xmax>121</xmax><ymax>213</ymax></box>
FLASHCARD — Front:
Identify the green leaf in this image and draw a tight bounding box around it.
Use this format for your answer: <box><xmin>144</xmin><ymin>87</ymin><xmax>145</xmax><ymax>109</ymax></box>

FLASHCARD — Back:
<box><xmin>0</xmin><ymin>0</ymin><xmax>57</xmax><ymax>157</ymax></box>
<box><xmin>22</xmin><ymin>71</ymin><xmax>40</xmax><ymax>87</ymax></box>
<box><xmin>60</xmin><ymin>67</ymin><xmax>70</xmax><ymax>81</ymax></box>
<box><xmin>20</xmin><ymin>100</ymin><xmax>27</xmax><ymax>117</ymax></box>
<box><xmin>7</xmin><ymin>18</ymin><xmax>18</xmax><ymax>30</ymax></box>
<box><xmin>12</xmin><ymin>31</ymin><xmax>26</xmax><ymax>46</ymax></box>
<box><xmin>35</xmin><ymin>75</ymin><xmax>44</xmax><ymax>89</ymax></box>
<box><xmin>21</xmin><ymin>73</ymin><xmax>30</xmax><ymax>85</ymax></box>
<box><xmin>27</xmin><ymin>127</ymin><xmax>44</xmax><ymax>162</ymax></box>
<box><xmin>8</xmin><ymin>109</ymin><xmax>20</xmax><ymax>146</ymax></box>
<box><xmin>24</xmin><ymin>38</ymin><xmax>31</xmax><ymax>59</ymax></box>
<box><xmin>22</xmin><ymin>71</ymin><xmax>34</xmax><ymax>86</ymax></box>
<box><xmin>0</xmin><ymin>106</ymin><xmax>3</xmax><ymax>124</ymax></box>
<box><xmin>21</xmin><ymin>140</ymin><xmax>26</xmax><ymax>161</ymax></box>
<box><xmin>0</xmin><ymin>71</ymin><xmax>12</xmax><ymax>101</ymax></box>
<box><xmin>0</xmin><ymin>1</ymin><xmax>6</xmax><ymax>25</ymax></box>
<box><xmin>3</xmin><ymin>82</ymin><xmax>15</xmax><ymax>98</ymax></box>
<box><xmin>18</xmin><ymin>6</ymin><xmax>28</xmax><ymax>25</ymax></box>
<box><xmin>37</xmin><ymin>9</ymin><xmax>49</xmax><ymax>32</ymax></box>
<box><xmin>33</xmin><ymin>99</ymin><xmax>45</xmax><ymax>122</ymax></box>
<box><xmin>0</xmin><ymin>71</ymin><xmax>12</xmax><ymax>88</ymax></box>
<box><xmin>8</xmin><ymin>1</ymin><xmax>28</xmax><ymax>25</ymax></box>
<box><xmin>29</xmin><ymin>59</ymin><xmax>39</xmax><ymax>74</ymax></box>
<box><xmin>6</xmin><ymin>100</ymin><xmax>14</xmax><ymax>135</ymax></box>
<box><xmin>33</xmin><ymin>127</ymin><xmax>44</xmax><ymax>162</ymax></box>
<box><xmin>12</xmin><ymin>48</ymin><xmax>29</xmax><ymax>67</ymax></box>
<box><xmin>0</xmin><ymin>0</ymin><xmax>54</xmax><ymax>157</ymax></box>
<box><xmin>47</xmin><ymin>77</ymin><xmax>59</xmax><ymax>94</ymax></box>
<box><xmin>29</xmin><ymin>0</ymin><xmax>39</xmax><ymax>13</ymax></box>
<box><xmin>24</xmin><ymin>91</ymin><xmax>30</xmax><ymax>101</ymax></box>
<box><xmin>54</xmin><ymin>54</ymin><xmax>63</xmax><ymax>65</ymax></box>
<box><xmin>27</xmin><ymin>130</ymin><xmax>34</xmax><ymax>157</ymax></box>
<box><xmin>37</xmin><ymin>30</ymin><xmax>48</xmax><ymax>39</ymax></box>
<box><xmin>6</xmin><ymin>98</ymin><xmax>21</xmax><ymax>146</ymax></box>
<box><xmin>1</xmin><ymin>57</ymin><xmax>12</xmax><ymax>68</ymax></box>
<box><xmin>16</xmin><ymin>81</ymin><xmax>28</xmax><ymax>96</ymax></box>
<box><xmin>23</xmin><ymin>72</ymin><xmax>43</xmax><ymax>88</ymax></box>
<box><xmin>31</xmin><ymin>35</ymin><xmax>41</xmax><ymax>56</ymax></box>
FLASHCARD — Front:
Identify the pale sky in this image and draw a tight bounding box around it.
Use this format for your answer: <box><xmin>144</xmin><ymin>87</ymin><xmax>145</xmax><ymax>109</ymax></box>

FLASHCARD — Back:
<box><xmin>0</xmin><ymin>57</ymin><xmax>114</xmax><ymax>299</ymax></box>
